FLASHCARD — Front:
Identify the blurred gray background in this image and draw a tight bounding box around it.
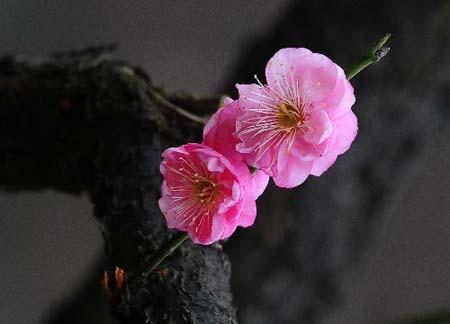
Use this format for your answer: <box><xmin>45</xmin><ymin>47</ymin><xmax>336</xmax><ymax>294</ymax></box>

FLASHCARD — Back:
<box><xmin>0</xmin><ymin>1</ymin><xmax>449</xmax><ymax>324</ymax></box>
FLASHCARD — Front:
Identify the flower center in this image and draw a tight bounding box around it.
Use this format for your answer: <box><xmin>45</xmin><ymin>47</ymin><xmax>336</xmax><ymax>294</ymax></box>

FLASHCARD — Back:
<box><xmin>193</xmin><ymin>175</ymin><xmax>218</xmax><ymax>205</ymax></box>
<box><xmin>275</xmin><ymin>103</ymin><xmax>305</xmax><ymax>131</ymax></box>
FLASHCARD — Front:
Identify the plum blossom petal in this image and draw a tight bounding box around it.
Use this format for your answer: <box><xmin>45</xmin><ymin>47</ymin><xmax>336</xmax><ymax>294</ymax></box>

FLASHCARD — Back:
<box><xmin>203</xmin><ymin>99</ymin><xmax>243</xmax><ymax>163</ymax></box>
<box><xmin>310</xmin><ymin>111</ymin><xmax>358</xmax><ymax>176</ymax></box>
<box><xmin>203</xmin><ymin>98</ymin><xmax>269</xmax><ymax>199</ymax></box>
<box><xmin>309</xmin><ymin>152</ymin><xmax>338</xmax><ymax>177</ymax></box>
<box><xmin>265</xmin><ymin>48</ymin><xmax>312</xmax><ymax>88</ymax></box>
<box><xmin>251</xmin><ymin>170</ymin><xmax>270</xmax><ymax>199</ymax></box>
<box><xmin>327</xmin><ymin>67</ymin><xmax>355</xmax><ymax>119</ymax></box>
<box><xmin>303</xmin><ymin>110</ymin><xmax>333</xmax><ymax>144</ymax></box>
<box><xmin>237</xmin><ymin>198</ymin><xmax>257</xmax><ymax>228</ymax></box>
<box><xmin>330</xmin><ymin>110</ymin><xmax>358</xmax><ymax>154</ymax></box>
<box><xmin>272</xmin><ymin>140</ymin><xmax>313</xmax><ymax>188</ymax></box>
<box><xmin>291</xmin><ymin>53</ymin><xmax>340</xmax><ymax>104</ymax></box>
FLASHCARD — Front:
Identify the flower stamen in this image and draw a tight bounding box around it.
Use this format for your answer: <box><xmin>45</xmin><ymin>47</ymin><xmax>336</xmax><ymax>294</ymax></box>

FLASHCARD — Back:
<box><xmin>275</xmin><ymin>102</ymin><xmax>306</xmax><ymax>132</ymax></box>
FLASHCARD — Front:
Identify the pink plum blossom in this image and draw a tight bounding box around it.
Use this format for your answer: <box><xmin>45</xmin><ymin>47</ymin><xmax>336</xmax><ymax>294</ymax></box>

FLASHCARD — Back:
<box><xmin>158</xmin><ymin>143</ymin><xmax>258</xmax><ymax>245</ymax></box>
<box><xmin>235</xmin><ymin>48</ymin><xmax>358</xmax><ymax>188</ymax></box>
<box><xmin>203</xmin><ymin>98</ymin><xmax>269</xmax><ymax>201</ymax></box>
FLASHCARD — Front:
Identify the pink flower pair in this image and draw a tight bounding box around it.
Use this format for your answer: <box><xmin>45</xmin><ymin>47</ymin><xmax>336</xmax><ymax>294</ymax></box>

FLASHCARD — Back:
<box><xmin>159</xmin><ymin>48</ymin><xmax>357</xmax><ymax>244</ymax></box>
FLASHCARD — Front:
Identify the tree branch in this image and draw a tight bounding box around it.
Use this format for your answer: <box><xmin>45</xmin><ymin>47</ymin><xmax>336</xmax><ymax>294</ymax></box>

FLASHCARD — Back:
<box><xmin>0</xmin><ymin>48</ymin><xmax>237</xmax><ymax>324</ymax></box>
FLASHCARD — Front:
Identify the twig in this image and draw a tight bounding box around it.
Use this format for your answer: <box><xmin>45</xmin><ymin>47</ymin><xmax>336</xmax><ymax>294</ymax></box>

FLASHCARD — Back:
<box><xmin>147</xmin><ymin>86</ymin><xmax>208</xmax><ymax>124</ymax></box>
<box><xmin>142</xmin><ymin>232</ymin><xmax>189</xmax><ymax>276</ymax></box>
<box><xmin>347</xmin><ymin>33</ymin><xmax>391</xmax><ymax>80</ymax></box>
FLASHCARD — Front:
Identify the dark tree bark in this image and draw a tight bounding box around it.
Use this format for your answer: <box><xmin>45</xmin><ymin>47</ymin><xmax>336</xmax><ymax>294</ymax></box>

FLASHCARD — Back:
<box><xmin>0</xmin><ymin>48</ymin><xmax>237</xmax><ymax>324</ymax></box>
<box><xmin>223</xmin><ymin>1</ymin><xmax>450</xmax><ymax>323</ymax></box>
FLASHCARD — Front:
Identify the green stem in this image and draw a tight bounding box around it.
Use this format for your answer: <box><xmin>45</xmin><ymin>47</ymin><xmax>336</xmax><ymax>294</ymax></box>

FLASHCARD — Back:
<box><xmin>346</xmin><ymin>33</ymin><xmax>391</xmax><ymax>80</ymax></box>
<box><xmin>143</xmin><ymin>232</ymin><xmax>189</xmax><ymax>276</ymax></box>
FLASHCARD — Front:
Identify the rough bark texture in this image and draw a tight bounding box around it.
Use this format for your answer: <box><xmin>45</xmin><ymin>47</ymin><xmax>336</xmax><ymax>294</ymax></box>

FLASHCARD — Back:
<box><xmin>223</xmin><ymin>1</ymin><xmax>450</xmax><ymax>323</ymax></box>
<box><xmin>0</xmin><ymin>48</ymin><xmax>237</xmax><ymax>324</ymax></box>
